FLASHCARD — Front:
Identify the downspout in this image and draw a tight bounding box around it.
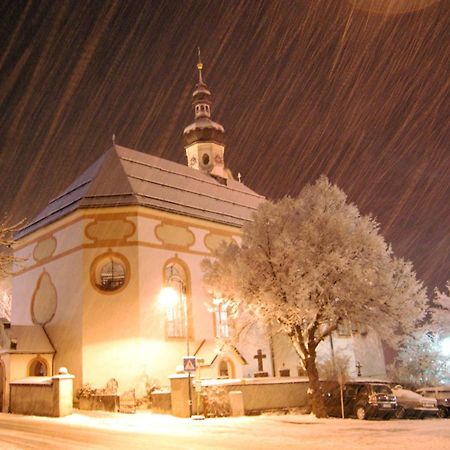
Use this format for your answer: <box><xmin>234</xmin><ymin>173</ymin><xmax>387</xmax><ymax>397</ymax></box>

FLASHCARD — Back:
<box><xmin>42</xmin><ymin>324</ymin><xmax>56</xmax><ymax>375</ymax></box>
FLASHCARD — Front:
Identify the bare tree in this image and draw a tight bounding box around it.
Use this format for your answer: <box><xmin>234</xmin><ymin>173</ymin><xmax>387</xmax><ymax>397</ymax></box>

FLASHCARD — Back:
<box><xmin>202</xmin><ymin>176</ymin><xmax>427</xmax><ymax>417</ymax></box>
<box><xmin>0</xmin><ymin>220</ymin><xmax>22</xmax><ymax>278</ymax></box>
<box><xmin>0</xmin><ymin>219</ymin><xmax>24</xmax><ymax>320</ymax></box>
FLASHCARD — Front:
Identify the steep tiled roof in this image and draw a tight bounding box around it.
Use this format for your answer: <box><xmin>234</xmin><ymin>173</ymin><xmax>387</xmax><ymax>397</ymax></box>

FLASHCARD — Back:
<box><xmin>2</xmin><ymin>325</ymin><xmax>54</xmax><ymax>354</ymax></box>
<box><xmin>17</xmin><ymin>145</ymin><xmax>264</xmax><ymax>238</ymax></box>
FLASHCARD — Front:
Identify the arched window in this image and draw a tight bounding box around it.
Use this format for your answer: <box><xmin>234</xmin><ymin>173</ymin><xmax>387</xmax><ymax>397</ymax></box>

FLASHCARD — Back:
<box><xmin>29</xmin><ymin>357</ymin><xmax>48</xmax><ymax>376</ymax></box>
<box><xmin>219</xmin><ymin>360</ymin><xmax>229</xmax><ymax>377</ymax></box>
<box><xmin>213</xmin><ymin>299</ymin><xmax>229</xmax><ymax>338</ymax></box>
<box><xmin>218</xmin><ymin>359</ymin><xmax>234</xmax><ymax>378</ymax></box>
<box><xmin>163</xmin><ymin>262</ymin><xmax>188</xmax><ymax>338</ymax></box>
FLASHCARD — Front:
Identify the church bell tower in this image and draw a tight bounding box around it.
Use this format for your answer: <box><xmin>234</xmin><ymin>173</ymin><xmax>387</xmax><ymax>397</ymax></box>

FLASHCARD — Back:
<box><xmin>183</xmin><ymin>50</ymin><xmax>227</xmax><ymax>179</ymax></box>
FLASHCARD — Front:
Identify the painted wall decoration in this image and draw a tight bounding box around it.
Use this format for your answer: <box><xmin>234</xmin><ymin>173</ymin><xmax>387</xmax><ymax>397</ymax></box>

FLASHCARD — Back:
<box><xmin>85</xmin><ymin>218</ymin><xmax>135</xmax><ymax>242</ymax></box>
<box><xmin>31</xmin><ymin>271</ymin><xmax>57</xmax><ymax>325</ymax></box>
<box><xmin>204</xmin><ymin>233</ymin><xmax>235</xmax><ymax>252</ymax></box>
<box><xmin>155</xmin><ymin>223</ymin><xmax>195</xmax><ymax>248</ymax></box>
<box><xmin>33</xmin><ymin>237</ymin><xmax>57</xmax><ymax>262</ymax></box>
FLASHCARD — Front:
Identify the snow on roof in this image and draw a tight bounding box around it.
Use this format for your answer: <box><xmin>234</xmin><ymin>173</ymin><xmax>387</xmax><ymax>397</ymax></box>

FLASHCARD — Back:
<box><xmin>17</xmin><ymin>145</ymin><xmax>264</xmax><ymax>238</ymax></box>
<box><xmin>183</xmin><ymin>117</ymin><xmax>224</xmax><ymax>134</ymax></box>
<box><xmin>193</xmin><ymin>340</ymin><xmax>247</xmax><ymax>367</ymax></box>
<box><xmin>200</xmin><ymin>376</ymin><xmax>310</xmax><ymax>387</ymax></box>
<box><xmin>417</xmin><ymin>385</ymin><xmax>450</xmax><ymax>392</ymax></box>
<box><xmin>4</xmin><ymin>325</ymin><xmax>54</xmax><ymax>354</ymax></box>
<box><xmin>392</xmin><ymin>388</ymin><xmax>423</xmax><ymax>401</ymax></box>
<box><xmin>10</xmin><ymin>376</ymin><xmax>53</xmax><ymax>385</ymax></box>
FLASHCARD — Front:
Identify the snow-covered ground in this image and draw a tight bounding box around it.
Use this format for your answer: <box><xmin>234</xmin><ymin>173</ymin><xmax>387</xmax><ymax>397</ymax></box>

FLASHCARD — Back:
<box><xmin>0</xmin><ymin>410</ymin><xmax>449</xmax><ymax>449</ymax></box>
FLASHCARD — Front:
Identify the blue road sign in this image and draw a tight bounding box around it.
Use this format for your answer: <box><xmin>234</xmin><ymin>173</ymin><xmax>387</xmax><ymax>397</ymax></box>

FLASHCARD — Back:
<box><xmin>183</xmin><ymin>356</ymin><xmax>197</xmax><ymax>372</ymax></box>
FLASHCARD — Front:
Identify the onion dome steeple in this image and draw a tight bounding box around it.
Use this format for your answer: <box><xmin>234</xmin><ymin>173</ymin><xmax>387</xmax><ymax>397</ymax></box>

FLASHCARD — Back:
<box><xmin>184</xmin><ymin>49</ymin><xmax>227</xmax><ymax>179</ymax></box>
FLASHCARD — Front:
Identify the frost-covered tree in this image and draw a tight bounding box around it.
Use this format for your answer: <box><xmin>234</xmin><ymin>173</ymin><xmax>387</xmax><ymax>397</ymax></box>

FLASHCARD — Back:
<box><xmin>202</xmin><ymin>176</ymin><xmax>427</xmax><ymax>418</ymax></box>
<box><xmin>432</xmin><ymin>282</ymin><xmax>450</xmax><ymax>334</ymax></box>
<box><xmin>388</xmin><ymin>332</ymin><xmax>449</xmax><ymax>387</ymax></box>
<box><xmin>389</xmin><ymin>282</ymin><xmax>450</xmax><ymax>387</ymax></box>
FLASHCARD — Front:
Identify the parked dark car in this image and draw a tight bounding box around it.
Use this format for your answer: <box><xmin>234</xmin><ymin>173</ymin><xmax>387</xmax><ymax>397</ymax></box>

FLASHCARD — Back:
<box><xmin>391</xmin><ymin>385</ymin><xmax>438</xmax><ymax>419</ymax></box>
<box><xmin>323</xmin><ymin>382</ymin><xmax>397</xmax><ymax>420</ymax></box>
<box><xmin>416</xmin><ymin>386</ymin><xmax>450</xmax><ymax>418</ymax></box>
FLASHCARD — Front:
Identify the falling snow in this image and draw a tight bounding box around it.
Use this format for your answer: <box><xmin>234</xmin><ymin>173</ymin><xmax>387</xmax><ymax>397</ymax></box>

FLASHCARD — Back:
<box><xmin>0</xmin><ymin>0</ymin><xmax>448</xmax><ymax>293</ymax></box>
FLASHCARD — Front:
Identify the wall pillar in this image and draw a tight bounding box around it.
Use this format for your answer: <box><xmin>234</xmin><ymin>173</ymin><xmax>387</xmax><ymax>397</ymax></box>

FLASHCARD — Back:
<box><xmin>169</xmin><ymin>374</ymin><xmax>193</xmax><ymax>418</ymax></box>
<box><xmin>51</xmin><ymin>367</ymin><xmax>75</xmax><ymax>417</ymax></box>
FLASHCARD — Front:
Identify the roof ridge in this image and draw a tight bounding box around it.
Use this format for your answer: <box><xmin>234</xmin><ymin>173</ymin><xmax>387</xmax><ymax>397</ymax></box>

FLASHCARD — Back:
<box><xmin>127</xmin><ymin>173</ymin><xmax>261</xmax><ymax>205</ymax></box>
<box><xmin>116</xmin><ymin>148</ymin><xmax>264</xmax><ymax>199</ymax></box>
<box><xmin>132</xmin><ymin>193</ymin><xmax>256</xmax><ymax>221</ymax></box>
<box><xmin>47</xmin><ymin>151</ymin><xmax>110</xmax><ymax>204</ymax></box>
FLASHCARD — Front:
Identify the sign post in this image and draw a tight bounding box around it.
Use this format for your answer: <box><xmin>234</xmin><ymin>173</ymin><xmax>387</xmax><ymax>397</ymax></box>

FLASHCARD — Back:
<box><xmin>183</xmin><ymin>357</ymin><xmax>196</xmax><ymax>417</ymax></box>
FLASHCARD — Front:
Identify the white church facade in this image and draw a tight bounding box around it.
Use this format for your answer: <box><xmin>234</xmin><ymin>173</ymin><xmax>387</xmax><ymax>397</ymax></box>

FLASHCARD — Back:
<box><xmin>0</xmin><ymin>58</ymin><xmax>386</xmax><ymax>411</ymax></box>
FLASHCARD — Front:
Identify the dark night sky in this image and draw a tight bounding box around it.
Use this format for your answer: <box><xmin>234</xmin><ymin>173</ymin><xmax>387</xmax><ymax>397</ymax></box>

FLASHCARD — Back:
<box><xmin>0</xmin><ymin>0</ymin><xmax>449</xmax><ymax>291</ymax></box>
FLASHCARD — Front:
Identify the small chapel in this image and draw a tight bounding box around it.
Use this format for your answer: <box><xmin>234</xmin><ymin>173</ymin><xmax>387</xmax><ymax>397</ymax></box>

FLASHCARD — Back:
<box><xmin>0</xmin><ymin>56</ymin><xmax>386</xmax><ymax>411</ymax></box>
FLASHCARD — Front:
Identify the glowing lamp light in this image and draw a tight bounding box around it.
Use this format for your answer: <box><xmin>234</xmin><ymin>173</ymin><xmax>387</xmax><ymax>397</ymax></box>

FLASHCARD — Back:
<box><xmin>159</xmin><ymin>286</ymin><xmax>179</xmax><ymax>307</ymax></box>
<box><xmin>441</xmin><ymin>336</ymin><xmax>450</xmax><ymax>357</ymax></box>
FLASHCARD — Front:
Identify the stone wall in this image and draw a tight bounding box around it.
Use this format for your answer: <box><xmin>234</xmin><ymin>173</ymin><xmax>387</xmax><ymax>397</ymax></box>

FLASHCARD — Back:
<box><xmin>151</xmin><ymin>391</ymin><xmax>172</xmax><ymax>413</ymax></box>
<box><xmin>169</xmin><ymin>376</ymin><xmax>310</xmax><ymax>417</ymax></box>
<box><xmin>9</xmin><ymin>370</ymin><xmax>74</xmax><ymax>417</ymax></box>
<box><xmin>202</xmin><ymin>377</ymin><xmax>310</xmax><ymax>415</ymax></box>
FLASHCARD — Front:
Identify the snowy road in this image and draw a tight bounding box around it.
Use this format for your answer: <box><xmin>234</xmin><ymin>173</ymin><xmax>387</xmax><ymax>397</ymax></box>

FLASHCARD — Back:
<box><xmin>0</xmin><ymin>411</ymin><xmax>449</xmax><ymax>449</ymax></box>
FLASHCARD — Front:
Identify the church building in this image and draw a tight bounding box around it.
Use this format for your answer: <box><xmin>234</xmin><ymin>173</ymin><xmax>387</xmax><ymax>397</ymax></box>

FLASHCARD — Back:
<box><xmin>0</xmin><ymin>57</ymin><xmax>386</xmax><ymax>411</ymax></box>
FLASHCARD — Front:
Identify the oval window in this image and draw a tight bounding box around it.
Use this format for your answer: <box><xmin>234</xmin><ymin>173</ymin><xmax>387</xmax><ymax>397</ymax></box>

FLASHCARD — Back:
<box><xmin>91</xmin><ymin>252</ymin><xmax>129</xmax><ymax>294</ymax></box>
<box><xmin>97</xmin><ymin>259</ymin><xmax>125</xmax><ymax>291</ymax></box>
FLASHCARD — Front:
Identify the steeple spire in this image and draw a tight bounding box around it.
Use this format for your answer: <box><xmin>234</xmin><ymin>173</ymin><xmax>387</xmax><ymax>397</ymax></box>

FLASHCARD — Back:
<box><xmin>197</xmin><ymin>47</ymin><xmax>204</xmax><ymax>85</ymax></box>
<box><xmin>183</xmin><ymin>50</ymin><xmax>227</xmax><ymax>179</ymax></box>
<box><xmin>190</xmin><ymin>48</ymin><xmax>213</xmax><ymax>121</ymax></box>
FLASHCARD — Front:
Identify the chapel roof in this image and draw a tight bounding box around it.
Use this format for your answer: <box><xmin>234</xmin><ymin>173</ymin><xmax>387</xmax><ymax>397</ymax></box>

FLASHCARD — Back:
<box><xmin>193</xmin><ymin>339</ymin><xmax>247</xmax><ymax>367</ymax></box>
<box><xmin>17</xmin><ymin>145</ymin><xmax>264</xmax><ymax>238</ymax></box>
<box><xmin>1</xmin><ymin>325</ymin><xmax>55</xmax><ymax>354</ymax></box>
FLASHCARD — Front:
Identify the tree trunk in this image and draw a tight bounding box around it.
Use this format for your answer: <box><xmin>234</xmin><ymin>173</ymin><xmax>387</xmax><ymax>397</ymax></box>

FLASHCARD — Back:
<box><xmin>305</xmin><ymin>352</ymin><xmax>328</xmax><ymax>418</ymax></box>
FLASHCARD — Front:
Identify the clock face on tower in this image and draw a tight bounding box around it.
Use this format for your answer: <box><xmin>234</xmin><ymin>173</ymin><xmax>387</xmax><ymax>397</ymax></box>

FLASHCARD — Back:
<box><xmin>202</xmin><ymin>153</ymin><xmax>210</xmax><ymax>165</ymax></box>
<box><xmin>189</xmin><ymin>156</ymin><xmax>197</xmax><ymax>167</ymax></box>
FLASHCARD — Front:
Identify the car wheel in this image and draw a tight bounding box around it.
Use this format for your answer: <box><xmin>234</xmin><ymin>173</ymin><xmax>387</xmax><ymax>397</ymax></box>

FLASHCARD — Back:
<box><xmin>437</xmin><ymin>407</ymin><xmax>448</xmax><ymax>419</ymax></box>
<box><xmin>395</xmin><ymin>407</ymin><xmax>406</xmax><ymax>419</ymax></box>
<box><xmin>355</xmin><ymin>405</ymin><xmax>367</xmax><ymax>420</ymax></box>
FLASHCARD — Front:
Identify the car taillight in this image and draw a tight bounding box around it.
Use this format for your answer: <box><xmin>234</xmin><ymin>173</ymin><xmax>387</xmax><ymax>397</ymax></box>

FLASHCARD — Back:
<box><xmin>368</xmin><ymin>394</ymin><xmax>378</xmax><ymax>404</ymax></box>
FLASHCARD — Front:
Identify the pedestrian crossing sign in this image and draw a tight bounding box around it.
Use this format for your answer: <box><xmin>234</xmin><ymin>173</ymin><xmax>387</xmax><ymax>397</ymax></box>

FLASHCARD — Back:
<box><xmin>183</xmin><ymin>356</ymin><xmax>197</xmax><ymax>372</ymax></box>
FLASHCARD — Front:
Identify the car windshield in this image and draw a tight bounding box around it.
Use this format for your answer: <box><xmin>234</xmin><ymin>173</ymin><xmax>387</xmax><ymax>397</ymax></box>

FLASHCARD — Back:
<box><xmin>372</xmin><ymin>384</ymin><xmax>392</xmax><ymax>395</ymax></box>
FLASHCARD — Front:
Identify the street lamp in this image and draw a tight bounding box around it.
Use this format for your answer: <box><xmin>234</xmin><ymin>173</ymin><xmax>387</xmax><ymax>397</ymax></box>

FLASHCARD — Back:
<box><xmin>159</xmin><ymin>282</ymin><xmax>192</xmax><ymax>417</ymax></box>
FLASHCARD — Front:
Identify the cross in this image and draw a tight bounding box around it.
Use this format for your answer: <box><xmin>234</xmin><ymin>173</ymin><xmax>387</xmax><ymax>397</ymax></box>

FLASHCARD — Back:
<box><xmin>356</xmin><ymin>361</ymin><xmax>362</xmax><ymax>377</ymax></box>
<box><xmin>254</xmin><ymin>349</ymin><xmax>266</xmax><ymax>372</ymax></box>
<box><xmin>237</xmin><ymin>172</ymin><xmax>242</xmax><ymax>183</ymax></box>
